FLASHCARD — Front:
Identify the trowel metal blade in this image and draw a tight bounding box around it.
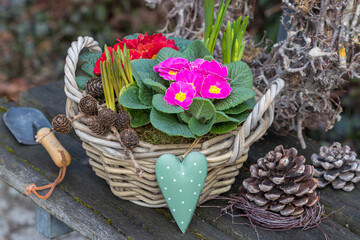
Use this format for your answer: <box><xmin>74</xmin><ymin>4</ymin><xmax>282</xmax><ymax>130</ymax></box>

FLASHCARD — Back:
<box><xmin>3</xmin><ymin>107</ymin><xmax>52</xmax><ymax>145</ymax></box>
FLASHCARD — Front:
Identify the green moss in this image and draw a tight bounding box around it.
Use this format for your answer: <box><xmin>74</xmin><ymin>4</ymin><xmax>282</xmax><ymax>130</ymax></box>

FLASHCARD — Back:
<box><xmin>0</xmin><ymin>142</ymin><xmax>15</xmax><ymax>154</ymax></box>
<box><xmin>73</xmin><ymin>197</ymin><xmax>114</xmax><ymax>227</ymax></box>
<box><xmin>0</xmin><ymin>158</ymin><xmax>5</xmax><ymax>165</ymax></box>
<box><xmin>0</xmin><ymin>105</ymin><xmax>8</xmax><ymax>113</ymax></box>
<box><xmin>188</xmin><ymin>229</ymin><xmax>206</xmax><ymax>240</ymax></box>
<box><xmin>18</xmin><ymin>157</ymin><xmax>42</xmax><ymax>173</ymax></box>
<box><xmin>155</xmin><ymin>208</ymin><xmax>173</xmax><ymax>220</ymax></box>
<box><xmin>136</xmin><ymin>124</ymin><xmax>217</xmax><ymax>145</ymax></box>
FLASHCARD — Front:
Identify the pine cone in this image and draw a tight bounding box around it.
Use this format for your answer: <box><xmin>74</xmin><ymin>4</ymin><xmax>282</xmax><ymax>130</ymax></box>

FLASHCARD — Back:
<box><xmin>85</xmin><ymin>76</ymin><xmax>103</xmax><ymax>97</ymax></box>
<box><xmin>120</xmin><ymin>129</ymin><xmax>139</xmax><ymax>149</ymax></box>
<box><xmin>52</xmin><ymin>114</ymin><xmax>72</xmax><ymax>134</ymax></box>
<box><xmin>114</xmin><ymin>111</ymin><xmax>130</xmax><ymax>132</ymax></box>
<box><xmin>86</xmin><ymin>116</ymin><xmax>109</xmax><ymax>136</ymax></box>
<box><xmin>311</xmin><ymin>142</ymin><xmax>360</xmax><ymax>192</ymax></box>
<box><xmin>79</xmin><ymin>95</ymin><xmax>98</xmax><ymax>116</ymax></box>
<box><xmin>98</xmin><ymin>108</ymin><xmax>116</xmax><ymax>127</ymax></box>
<box><xmin>243</xmin><ymin>145</ymin><xmax>319</xmax><ymax>216</ymax></box>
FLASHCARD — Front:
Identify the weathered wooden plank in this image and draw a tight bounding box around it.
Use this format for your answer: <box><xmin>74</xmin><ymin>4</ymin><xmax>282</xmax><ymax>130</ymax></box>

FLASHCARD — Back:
<box><xmin>1</xmin><ymin>98</ymin><xmax>234</xmax><ymax>240</ymax></box>
<box><xmin>0</xmin><ymin>143</ymin><xmax>126</xmax><ymax>240</ymax></box>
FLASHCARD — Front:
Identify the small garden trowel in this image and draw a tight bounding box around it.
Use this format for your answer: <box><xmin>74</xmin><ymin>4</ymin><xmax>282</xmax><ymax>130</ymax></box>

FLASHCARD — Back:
<box><xmin>3</xmin><ymin>107</ymin><xmax>71</xmax><ymax>168</ymax></box>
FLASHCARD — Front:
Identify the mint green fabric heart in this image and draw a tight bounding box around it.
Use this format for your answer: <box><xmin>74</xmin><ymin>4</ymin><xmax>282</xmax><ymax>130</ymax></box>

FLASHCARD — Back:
<box><xmin>155</xmin><ymin>151</ymin><xmax>207</xmax><ymax>233</ymax></box>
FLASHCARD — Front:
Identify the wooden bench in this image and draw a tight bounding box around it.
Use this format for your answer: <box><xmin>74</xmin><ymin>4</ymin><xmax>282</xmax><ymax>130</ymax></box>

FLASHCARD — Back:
<box><xmin>0</xmin><ymin>81</ymin><xmax>359</xmax><ymax>240</ymax></box>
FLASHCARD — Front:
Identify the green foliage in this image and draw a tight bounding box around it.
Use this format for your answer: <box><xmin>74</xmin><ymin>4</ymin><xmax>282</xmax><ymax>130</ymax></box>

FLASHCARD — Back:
<box><xmin>187</xmin><ymin>98</ymin><xmax>216</xmax><ymax>121</ymax></box>
<box><xmin>229</xmin><ymin>111</ymin><xmax>251</xmax><ymax>124</ymax></box>
<box><xmin>214</xmin><ymin>111</ymin><xmax>239</xmax><ymax>123</ymax></box>
<box><xmin>224</xmin><ymin>98</ymin><xmax>255</xmax><ymax>115</ymax></box>
<box><xmin>182</xmin><ymin>40</ymin><xmax>212</xmax><ymax>61</ymax></box>
<box><xmin>119</xmin><ymin>87</ymin><xmax>152</xmax><ymax>109</ymax></box>
<box><xmin>169</xmin><ymin>37</ymin><xmax>194</xmax><ymax>52</ymax></box>
<box><xmin>128</xmin><ymin>108</ymin><xmax>150</xmax><ymax>128</ymax></box>
<box><xmin>215</xmin><ymin>87</ymin><xmax>256</xmax><ymax>111</ymax></box>
<box><xmin>79</xmin><ymin>52</ymin><xmax>102</xmax><ymax>77</ymax></box>
<box><xmin>155</xmin><ymin>48</ymin><xmax>185</xmax><ymax>64</ymax></box>
<box><xmin>222</xmin><ymin>16</ymin><xmax>249</xmax><ymax>64</ymax></box>
<box><xmin>150</xmin><ymin>109</ymin><xmax>195</xmax><ymax>138</ymax></box>
<box><xmin>210</xmin><ymin>122</ymin><xmax>238</xmax><ymax>134</ymax></box>
<box><xmin>75</xmin><ymin>76</ymin><xmax>89</xmax><ymax>90</ymax></box>
<box><xmin>138</xmin><ymin>85</ymin><xmax>154</xmax><ymax>106</ymax></box>
<box><xmin>152</xmin><ymin>94</ymin><xmax>184</xmax><ymax>114</ymax></box>
<box><xmin>189</xmin><ymin>117</ymin><xmax>215</xmax><ymax>136</ymax></box>
<box><xmin>225</xmin><ymin>61</ymin><xmax>254</xmax><ymax>88</ymax></box>
<box><xmin>142</xmin><ymin>78</ymin><xmax>167</xmax><ymax>94</ymax></box>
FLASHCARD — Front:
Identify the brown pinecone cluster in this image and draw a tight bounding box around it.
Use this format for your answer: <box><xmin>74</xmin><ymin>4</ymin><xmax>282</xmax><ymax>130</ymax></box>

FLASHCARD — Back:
<box><xmin>243</xmin><ymin>145</ymin><xmax>319</xmax><ymax>216</ymax></box>
<box><xmin>51</xmin><ymin>77</ymin><xmax>139</xmax><ymax>149</ymax></box>
<box><xmin>311</xmin><ymin>142</ymin><xmax>360</xmax><ymax>192</ymax></box>
<box><xmin>85</xmin><ymin>76</ymin><xmax>104</xmax><ymax>97</ymax></box>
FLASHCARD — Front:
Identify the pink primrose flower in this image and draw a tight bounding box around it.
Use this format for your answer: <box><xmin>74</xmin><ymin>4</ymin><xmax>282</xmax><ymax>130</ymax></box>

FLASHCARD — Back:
<box><xmin>175</xmin><ymin>69</ymin><xmax>204</xmax><ymax>94</ymax></box>
<box><xmin>164</xmin><ymin>81</ymin><xmax>196</xmax><ymax>110</ymax></box>
<box><xmin>154</xmin><ymin>57</ymin><xmax>190</xmax><ymax>80</ymax></box>
<box><xmin>200</xmin><ymin>75</ymin><xmax>232</xmax><ymax>99</ymax></box>
<box><xmin>198</xmin><ymin>60</ymin><xmax>228</xmax><ymax>79</ymax></box>
<box><xmin>190</xmin><ymin>58</ymin><xmax>205</xmax><ymax>69</ymax></box>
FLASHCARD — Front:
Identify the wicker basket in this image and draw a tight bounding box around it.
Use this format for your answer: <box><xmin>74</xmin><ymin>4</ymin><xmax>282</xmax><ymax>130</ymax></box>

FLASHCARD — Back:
<box><xmin>64</xmin><ymin>36</ymin><xmax>285</xmax><ymax>208</ymax></box>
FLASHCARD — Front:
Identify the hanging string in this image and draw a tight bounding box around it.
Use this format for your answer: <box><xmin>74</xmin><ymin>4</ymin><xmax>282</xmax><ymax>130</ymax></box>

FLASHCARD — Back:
<box><xmin>180</xmin><ymin>137</ymin><xmax>202</xmax><ymax>161</ymax></box>
<box><xmin>24</xmin><ymin>150</ymin><xmax>67</xmax><ymax>200</ymax></box>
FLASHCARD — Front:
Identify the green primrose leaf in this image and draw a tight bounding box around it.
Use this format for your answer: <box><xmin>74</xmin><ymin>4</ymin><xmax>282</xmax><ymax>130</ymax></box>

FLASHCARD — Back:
<box><xmin>127</xmin><ymin>108</ymin><xmax>150</xmax><ymax>128</ymax></box>
<box><xmin>182</xmin><ymin>40</ymin><xmax>212</xmax><ymax>61</ymax></box>
<box><xmin>224</xmin><ymin>98</ymin><xmax>256</xmax><ymax>115</ymax></box>
<box><xmin>142</xmin><ymin>78</ymin><xmax>167</xmax><ymax>94</ymax></box>
<box><xmin>215</xmin><ymin>87</ymin><xmax>256</xmax><ymax>111</ymax></box>
<box><xmin>119</xmin><ymin>87</ymin><xmax>152</xmax><ymax>109</ymax></box>
<box><xmin>179</xmin><ymin>112</ymin><xmax>191</xmax><ymax>124</ymax></box>
<box><xmin>152</xmin><ymin>94</ymin><xmax>184</xmax><ymax>114</ymax></box>
<box><xmin>225</xmin><ymin>61</ymin><xmax>253</xmax><ymax>88</ymax></box>
<box><xmin>228</xmin><ymin>111</ymin><xmax>250</xmax><ymax>124</ymax></box>
<box><xmin>155</xmin><ymin>48</ymin><xmax>185</xmax><ymax>64</ymax></box>
<box><xmin>139</xmin><ymin>85</ymin><xmax>154</xmax><ymax>106</ymax></box>
<box><xmin>187</xmin><ymin>98</ymin><xmax>216</xmax><ymax>121</ymax></box>
<box><xmin>123</xmin><ymin>33</ymin><xmax>140</xmax><ymax>39</ymax></box>
<box><xmin>210</xmin><ymin>122</ymin><xmax>238</xmax><ymax>134</ymax></box>
<box><xmin>188</xmin><ymin>116</ymin><xmax>215</xmax><ymax>136</ymax></box>
<box><xmin>214</xmin><ymin>111</ymin><xmax>239</xmax><ymax>123</ymax></box>
<box><xmin>169</xmin><ymin>37</ymin><xmax>194</xmax><ymax>52</ymax></box>
<box><xmin>150</xmin><ymin>109</ymin><xmax>195</xmax><ymax>138</ymax></box>
<box><xmin>75</xmin><ymin>75</ymin><xmax>89</xmax><ymax>90</ymax></box>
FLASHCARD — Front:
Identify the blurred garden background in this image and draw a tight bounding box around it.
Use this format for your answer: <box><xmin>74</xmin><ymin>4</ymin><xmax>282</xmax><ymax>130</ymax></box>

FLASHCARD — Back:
<box><xmin>0</xmin><ymin>0</ymin><xmax>358</xmax><ymax>150</ymax></box>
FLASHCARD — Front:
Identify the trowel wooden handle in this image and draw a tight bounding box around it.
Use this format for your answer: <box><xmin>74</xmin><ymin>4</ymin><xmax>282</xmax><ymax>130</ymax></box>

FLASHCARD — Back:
<box><xmin>36</xmin><ymin>127</ymin><xmax>71</xmax><ymax>168</ymax></box>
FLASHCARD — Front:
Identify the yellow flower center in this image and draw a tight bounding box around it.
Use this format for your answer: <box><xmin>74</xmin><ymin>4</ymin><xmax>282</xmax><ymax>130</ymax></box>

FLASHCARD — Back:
<box><xmin>169</xmin><ymin>71</ymin><xmax>177</xmax><ymax>75</ymax></box>
<box><xmin>152</xmin><ymin>54</ymin><xmax>157</xmax><ymax>59</ymax></box>
<box><xmin>175</xmin><ymin>91</ymin><xmax>186</xmax><ymax>102</ymax></box>
<box><xmin>209</xmin><ymin>85</ymin><xmax>220</xmax><ymax>94</ymax></box>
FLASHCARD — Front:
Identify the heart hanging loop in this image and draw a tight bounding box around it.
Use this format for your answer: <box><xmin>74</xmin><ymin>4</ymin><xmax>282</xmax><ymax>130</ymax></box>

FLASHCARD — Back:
<box><xmin>179</xmin><ymin>137</ymin><xmax>202</xmax><ymax>162</ymax></box>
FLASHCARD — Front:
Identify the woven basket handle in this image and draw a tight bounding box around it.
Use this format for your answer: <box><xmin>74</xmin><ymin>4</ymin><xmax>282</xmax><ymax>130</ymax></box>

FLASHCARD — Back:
<box><xmin>64</xmin><ymin>36</ymin><xmax>102</xmax><ymax>103</ymax></box>
<box><xmin>230</xmin><ymin>78</ymin><xmax>285</xmax><ymax>163</ymax></box>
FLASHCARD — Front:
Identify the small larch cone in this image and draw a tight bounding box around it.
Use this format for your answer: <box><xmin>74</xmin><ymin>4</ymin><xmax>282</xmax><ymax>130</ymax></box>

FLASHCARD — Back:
<box><xmin>79</xmin><ymin>95</ymin><xmax>98</xmax><ymax>116</ymax></box>
<box><xmin>85</xmin><ymin>76</ymin><xmax>103</xmax><ymax>97</ymax></box>
<box><xmin>86</xmin><ymin>116</ymin><xmax>109</xmax><ymax>136</ymax></box>
<box><xmin>52</xmin><ymin>114</ymin><xmax>72</xmax><ymax>134</ymax></box>
<box><xmin>98</xmin><ymin>108</ymin><xmax>116</xmax><ymax>127</ymax></box>
<box><xmin>120</xmin><ymin>129</ymin><xmax>139</xmax><ymax>149</ymax></box>
<box><xmin>243</xmin><ymin>145</ymin><xmax>319</xmax><ymax>216</ymax></box>
<box><xmin>311</xmin><ymin>142</ymin><xmax>360</xmax><ymax>192</ymax></box>
<box><xmin>114</xmin><ymin>111</ymin><xmax>131</xmax><ymax>132</ymax></box>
